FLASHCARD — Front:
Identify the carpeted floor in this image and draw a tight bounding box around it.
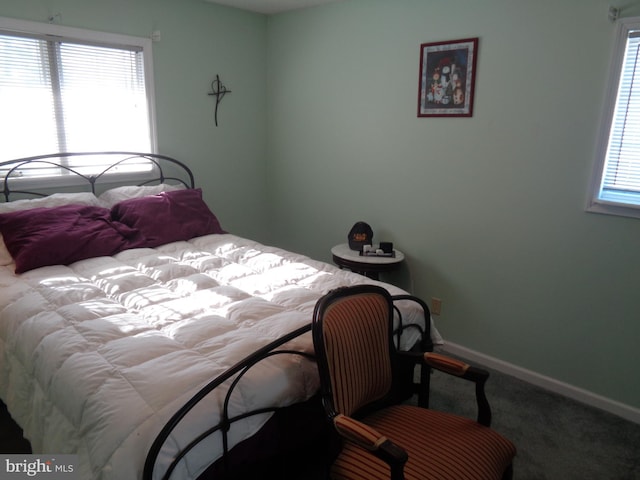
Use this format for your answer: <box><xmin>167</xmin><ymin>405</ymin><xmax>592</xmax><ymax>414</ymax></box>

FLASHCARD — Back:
<box><xmin>1</xmin><ymin>357</ymin><xmax>639</xmax><ymax>479</ymax></box>
<box><xmin>424</xmin><ymin>358</ymin><xmax>640</xmax><ymax>480</ymax></box>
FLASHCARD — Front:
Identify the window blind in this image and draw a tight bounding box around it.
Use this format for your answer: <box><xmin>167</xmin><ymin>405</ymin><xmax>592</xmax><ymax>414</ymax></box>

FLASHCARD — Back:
<box><xmin>600</xmin><ymin>30</ymin><xmax>640</xmax><ymax>206</ymax></box>
<box><xmin>0</xmin><ymin>29</ymin><xmax>152</xmax><ymax>178</ymax></box>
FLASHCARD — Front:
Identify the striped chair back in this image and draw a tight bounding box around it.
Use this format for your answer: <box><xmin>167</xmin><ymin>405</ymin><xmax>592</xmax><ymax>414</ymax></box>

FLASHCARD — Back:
<box><xmin>312</xmin><ymin>285</ymin><xmax>395</xmax><ymax>417</ymax></box>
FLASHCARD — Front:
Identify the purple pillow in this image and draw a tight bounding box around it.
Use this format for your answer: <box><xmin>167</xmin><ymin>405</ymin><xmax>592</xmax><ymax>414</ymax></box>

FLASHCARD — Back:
<box><xmin>0</xmin><ymin>204</ymin><xmax>143</xmax><ymax>273</ymax></box>
<box><xmin>110</xmin><ymin>188</ymin><xmax>225</xmax><ymax>248</ymax></box>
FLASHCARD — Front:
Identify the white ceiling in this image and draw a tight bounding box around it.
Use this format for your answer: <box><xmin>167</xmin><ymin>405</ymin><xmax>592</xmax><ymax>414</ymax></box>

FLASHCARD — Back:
<box><xmin>204</xmin><ymin>0</ymin><xmax>342</xmax><ymax>15</ymax></box>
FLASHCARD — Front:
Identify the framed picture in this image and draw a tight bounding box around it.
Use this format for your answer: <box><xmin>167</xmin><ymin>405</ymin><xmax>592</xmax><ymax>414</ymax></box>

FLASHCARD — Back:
<box><xmin>417</xmin><ymin>37</ymin><xmax>479</xmax><ymax>117</ymax></box>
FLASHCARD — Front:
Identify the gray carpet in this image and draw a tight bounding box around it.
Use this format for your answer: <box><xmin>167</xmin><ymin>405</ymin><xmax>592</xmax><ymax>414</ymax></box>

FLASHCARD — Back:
<box><xmin>1</xmin><ymin>359</ymin><xmax>639</xmax><ymax>479</ymax></box>
<box><xmin>424</xmin><ymin>358</ymin><xmax>640</xmax><ymax>480</ymax></box>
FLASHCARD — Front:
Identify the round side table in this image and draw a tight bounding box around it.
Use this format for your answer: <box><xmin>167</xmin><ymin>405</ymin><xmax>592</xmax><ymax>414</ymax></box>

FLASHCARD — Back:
<box><xmin>331</xmin><ymin>243</ymin><xmax>405</xmax><ymax>280</ymax></box>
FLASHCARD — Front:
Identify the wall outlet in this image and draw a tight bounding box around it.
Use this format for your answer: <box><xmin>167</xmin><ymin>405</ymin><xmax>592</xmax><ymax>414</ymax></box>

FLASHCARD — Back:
<box><xmin>431</xmin><ymin>297</ymin><xmax>442</xmax><ymax>316</ymax></box>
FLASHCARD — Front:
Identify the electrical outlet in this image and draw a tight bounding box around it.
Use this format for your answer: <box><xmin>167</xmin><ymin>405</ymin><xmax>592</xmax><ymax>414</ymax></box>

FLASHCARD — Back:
<box><xmin>431</xmin><ymin>297</ymin><xmax>442</xmax><ymax>316</ymax></box>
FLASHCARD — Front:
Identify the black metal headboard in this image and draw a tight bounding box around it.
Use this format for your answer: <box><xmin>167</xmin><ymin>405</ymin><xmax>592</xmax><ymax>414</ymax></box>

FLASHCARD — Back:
<box><xmin>0</xmin><ymin>152</ymin><xmax>195</xmax><ymax>202</ymax></box>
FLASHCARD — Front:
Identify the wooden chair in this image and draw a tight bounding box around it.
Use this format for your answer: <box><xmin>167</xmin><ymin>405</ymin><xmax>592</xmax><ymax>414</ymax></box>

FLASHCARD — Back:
<box><xmin>311</xmin><ymin>284</ymin><xmax>516</xmax><ymax>480</ymax></box>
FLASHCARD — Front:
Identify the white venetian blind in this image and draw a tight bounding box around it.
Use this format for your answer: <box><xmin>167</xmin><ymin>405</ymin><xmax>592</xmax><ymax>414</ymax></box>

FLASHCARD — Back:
<box><xmin>0</xmin><ymin>29</ymin><xmax>153</xmax><ymax>177</ymax></box>
<box><xmin>600</xmin><ymin>30</ymin><xmax>640</xmax><ymax>206</ymax></box>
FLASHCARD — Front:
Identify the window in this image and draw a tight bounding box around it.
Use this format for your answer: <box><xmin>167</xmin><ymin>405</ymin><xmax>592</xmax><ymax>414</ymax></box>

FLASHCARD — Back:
<box><xmin>0</xmin><ymin>17</ymin><xmax>157</xmax><ymax>182</ymax></box>
<box><xmin>589</xmin><ymin>17</ymin><xmax>640</xmax><ymax>218</ymax></box>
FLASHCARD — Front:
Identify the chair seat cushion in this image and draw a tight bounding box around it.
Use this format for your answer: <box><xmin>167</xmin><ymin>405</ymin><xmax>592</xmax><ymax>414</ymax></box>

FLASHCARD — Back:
<box><xmin>331</xmin><ymin>404</ymin><xmax>516</xmax><ymax>480</ymax></box>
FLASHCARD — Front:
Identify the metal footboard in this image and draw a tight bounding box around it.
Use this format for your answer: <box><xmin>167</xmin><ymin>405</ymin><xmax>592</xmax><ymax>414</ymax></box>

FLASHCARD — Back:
<box><xmin>143</xmin><ymin>294</ymin><xmax>433</xmax><ymax>480</ymax></box>
<box><xmin>142</xmin><ymin>324</ymin><xmax>314</xmax><ymax>480</ymax></box>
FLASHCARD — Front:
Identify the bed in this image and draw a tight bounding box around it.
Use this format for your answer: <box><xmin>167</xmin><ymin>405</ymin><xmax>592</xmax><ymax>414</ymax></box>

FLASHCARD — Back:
<box><xmin>0</xmin><ymin>152</ymin><xmax>442</xmax><ymax>480</ymax></box>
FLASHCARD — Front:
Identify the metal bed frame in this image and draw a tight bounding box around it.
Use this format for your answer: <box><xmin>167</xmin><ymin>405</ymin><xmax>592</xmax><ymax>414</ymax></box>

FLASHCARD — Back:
<box><xmin>0</xmin><ymin>151</ymin><xmax>195</xmax><ymax>200</ymax></box>
<box><xmin>0</xmin><ymin>152</ymin><xmax>434</xmax><ymax>480</ymax></box>
<box><xmin>143</xmin><ymin>296</ymin><xmax>432</xmax><ymax>480</ymax></box>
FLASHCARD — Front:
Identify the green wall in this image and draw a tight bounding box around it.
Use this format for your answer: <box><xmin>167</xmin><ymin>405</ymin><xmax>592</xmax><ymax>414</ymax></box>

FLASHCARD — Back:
<box><xmin>2</xmin><ymin>0</ymin><xmax>639</xmax><ymax>413</ymax></box>
<box><xmin>0</xmin><ymin>0</ymin><xmax>269</xmax><ymax>241</ymax></box>
<box><xmin>266</xmin><ymin>0</ymin><xmax>640</xmax><ymax>411</ymax></box>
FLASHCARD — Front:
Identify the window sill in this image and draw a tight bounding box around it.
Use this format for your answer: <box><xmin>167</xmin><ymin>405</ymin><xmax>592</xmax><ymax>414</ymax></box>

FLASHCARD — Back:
<box><xmin>586</xmin><ymin>200</ymin><xmax>640</xmax><ymax>220</ymax></box>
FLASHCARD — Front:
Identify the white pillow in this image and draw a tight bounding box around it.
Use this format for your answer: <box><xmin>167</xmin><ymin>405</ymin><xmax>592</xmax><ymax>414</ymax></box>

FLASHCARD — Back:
<box><xmin>98</xmin><ymin>183</ymin><xmax>186</xmax><ymax>208</ymax></box>
<box><xmin>0</xmin><ymin>192</ymin><xmax>102</xmax><ymax>214</ymax></box>
<box><xmin>0</xmin><ymin>192</ymin><xmax>102</xmax><ymax>266</ymax></box>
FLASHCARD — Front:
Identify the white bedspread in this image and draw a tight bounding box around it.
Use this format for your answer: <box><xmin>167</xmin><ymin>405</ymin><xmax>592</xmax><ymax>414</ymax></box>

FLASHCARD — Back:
<box><xmin>0</xmin><ymin>234</ymin><xmax>441</xmax><ymax>480</ymax></box>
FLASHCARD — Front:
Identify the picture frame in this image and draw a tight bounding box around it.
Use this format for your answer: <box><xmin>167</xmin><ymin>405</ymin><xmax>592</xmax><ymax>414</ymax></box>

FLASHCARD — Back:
<box><xmin>417</xmin><ymin>37</ymin><xmax>479</xmax><ymax>117</ymax></box>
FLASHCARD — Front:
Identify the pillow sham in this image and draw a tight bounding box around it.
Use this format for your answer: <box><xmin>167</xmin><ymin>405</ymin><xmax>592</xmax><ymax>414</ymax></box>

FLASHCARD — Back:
<box><xmin>0</xmin><ymin>204</ymin><xmax>143</xmax><ymax>273</ymax></box>
<box><xmin>0</xmin><ymin>192</ymin><xmax>102</xmax><ymax>213</ymax></box>
<box><xmin>111</xmin><ymin>188</ymin><xmax>225</xmax><ymax>248</ymax></box>
<box><xmin>0</xmin><ymin>192</ymin><xmax>103</xmax><ymax>266</ymax></box>
<box><xmin>98</xmin><ymin>183</ymin><xmax>186</xmax><ymax>208</ymax></box>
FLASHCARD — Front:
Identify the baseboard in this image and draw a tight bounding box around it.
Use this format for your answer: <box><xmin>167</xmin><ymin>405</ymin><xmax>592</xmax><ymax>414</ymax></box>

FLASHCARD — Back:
<box><xmin>439</xmin><ymin>341</ymin><xmax>640</xmax><ymax>425</ymax></box>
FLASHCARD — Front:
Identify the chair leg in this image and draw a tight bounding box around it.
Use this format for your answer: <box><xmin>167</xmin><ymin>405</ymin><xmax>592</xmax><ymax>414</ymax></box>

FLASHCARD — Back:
<box><xmin>417</xmin><ymin>364</ymin><xmax>431</xmax><ymax>408</ymax></box>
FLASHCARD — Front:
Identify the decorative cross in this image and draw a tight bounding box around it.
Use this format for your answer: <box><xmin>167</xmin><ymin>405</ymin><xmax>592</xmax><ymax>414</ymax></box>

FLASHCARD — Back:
<box><xmin>208</xmin><ymin>75</ymin><xmax>231</xmax><ymax>127</ymax></box>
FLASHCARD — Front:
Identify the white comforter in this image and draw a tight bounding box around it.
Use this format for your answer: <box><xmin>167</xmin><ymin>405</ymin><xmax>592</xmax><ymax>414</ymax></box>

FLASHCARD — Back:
<box><xmin>0</xmin><ymin>234</ymin><xmax>441</xmax><ymax>480</ymax></box>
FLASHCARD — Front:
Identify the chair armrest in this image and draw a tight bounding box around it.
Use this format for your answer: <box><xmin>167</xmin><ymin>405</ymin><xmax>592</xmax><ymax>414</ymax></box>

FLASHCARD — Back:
<box><xmin>425</xmin><ymin>352</ymin><xmax>474</xmax><ymax>376</ymax></box>
<box><xmin>333</xmin><ymin>414</ymin><xmax>408</xmax><ymax>475</ymax></box>
<box><xmin>424</xmin><ymin>352</ymin><xmax>492</xmax><ymax>426</ymax></box>
<box><xmin>397</xmin><ymin>351</ymin><xmax>493</xmax><ymax>427</ymax></box>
